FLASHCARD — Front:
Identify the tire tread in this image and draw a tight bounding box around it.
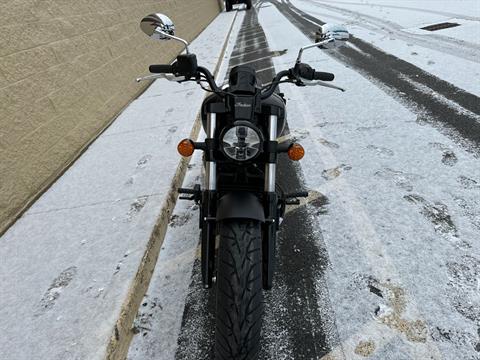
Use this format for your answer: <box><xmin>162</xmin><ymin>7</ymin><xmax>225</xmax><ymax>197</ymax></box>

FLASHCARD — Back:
<box><xmin>215</xmin><ymin>220</ymin><xmax>263</xmax><ymax>360</ymax></box>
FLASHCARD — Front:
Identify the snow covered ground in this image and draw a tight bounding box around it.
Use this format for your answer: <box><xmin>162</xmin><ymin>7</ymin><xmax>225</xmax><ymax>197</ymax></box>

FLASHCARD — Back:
<box><xmin>4</xmin><ymin>1</ymin><xmax>477</xmax><ymax>359</ymax></box>
<box><xmin>290</xmin><ymin>0</ymin><xmax>480</xmax><ymax>96</ymax></box>
<box><xmin>126</xmin><ymin>10</ymin><xmax>246</xmax><ymax>359</ymax></box>
<box><xmin>260</xmin><ymin>2</ymin><xmax>480</xmax><ymax>358</ymax></box>
<box><xmin>0</xmin><ymin>11</ymin><xmax>237</xmax><ymax>360</ymax></box>
<box><xmin>127</xmin><ymin>1</ymin><xmax>480</xmax><ymax>359</ymax></box>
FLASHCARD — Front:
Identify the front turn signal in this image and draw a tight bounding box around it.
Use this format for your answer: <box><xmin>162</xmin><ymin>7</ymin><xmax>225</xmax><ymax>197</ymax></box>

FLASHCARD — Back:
<box><xmin>288</xmin><ymin>143</ymin><xmax>305</xmax><ymax>161</ymax></box>
<box><xmin>177</xmin><ymin>139</ymin><xmax>195</xmax><ymax>157</ymax></box>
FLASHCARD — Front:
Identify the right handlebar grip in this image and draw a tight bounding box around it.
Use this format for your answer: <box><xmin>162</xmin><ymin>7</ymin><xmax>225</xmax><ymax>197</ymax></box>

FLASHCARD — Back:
<box><xmin>149</xmin><ymin>64</ymin><xmax>175</xmax><ymax>74</ymax></box>
<box><xmin>314</xmin><ymin>72</ymin><xmax>335</xmax><ymax>81</ymax></box>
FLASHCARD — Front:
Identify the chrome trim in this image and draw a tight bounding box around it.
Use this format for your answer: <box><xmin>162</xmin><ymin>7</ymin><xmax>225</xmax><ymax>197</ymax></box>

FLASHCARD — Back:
<box><xmin>206</xmin><ymin>162</ymin><xmax>216</xmax><ymax>190</ymax></box>
<box><xmin>207</xmin><ymin>113</ymin><xmax>216</xmax><ymax>138</ymax></box>
<box><xmin>157</xmin><ymin>29</ymin><xmax>190</xmax><ymax>54</ymax></box>
<box><xmin>265</xmin><ymin>115</ymin><xmax>277</xmax><ymax>192</ymax></box>
<box><xmin>265</xmin><ymin>163</ymin><xmax>276</xmax><ymax>192</ymax></box>
<box><xmin>268</xmin><ymin>115</ymin><xmax>277</xmax><ymax>142</ymax></box>
<box><xmin>296</xmin><ymin>39</ymin><xmax>333</xmax><ymax>63</ymax></box>
<box><xmin>205</xmin><ymin>113</ymin><xmax>217</xmax><ymax>191</ymax></box>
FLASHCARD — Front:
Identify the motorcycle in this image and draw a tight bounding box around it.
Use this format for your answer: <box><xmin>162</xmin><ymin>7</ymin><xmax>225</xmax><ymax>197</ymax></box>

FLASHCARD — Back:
<box><xmin>137</xmin><ymin>13</ymin><xmax>349</xmax><ymax>359</ymax></box>
<box><xmin>225</xmin><ymin>0</ymin><xmax>252</xmax><ymax>12</ymax></box>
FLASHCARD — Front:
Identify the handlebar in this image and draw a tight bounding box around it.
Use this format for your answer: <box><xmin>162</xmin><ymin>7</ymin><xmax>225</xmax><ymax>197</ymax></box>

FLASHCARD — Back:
<box><xmin>314</xmin><ymin>72</ymin><xmax>334</xmax><ymax>81</ymax></box>
<box><xmin>148</xmin><ymin>62</ymin><xmax>221</xmax><ymax>92</ymax></box>
<box><xmin>259</xmin><ymin>64</ymin><xmax>335</xmax><ymax>99</ymax></box>
<box><xmin>197</xmin><ymin>66</ymin><xmax>222</xmax><ymax>93</ymax></box>
<box><xmin>146</xmin><ymin>59</ymin><xmax>339</xmax><ymax>97</ymax></box>
<box><xmin>296</xmin><ymin>63</ymin><xmax>334</xmax><ymax>82</ymax></box>
<box><xmin>261</xmin><ymin>70</ymin><xmax>291</xmax><ymax>99</ymax></box>
<box><xmin>149</xmin><ymin>64</ymin><xmax>175</xmax><ymax>74</ymax></box>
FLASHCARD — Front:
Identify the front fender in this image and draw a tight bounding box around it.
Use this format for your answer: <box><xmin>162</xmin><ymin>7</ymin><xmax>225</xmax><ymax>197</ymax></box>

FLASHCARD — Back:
<box><xmin>216</xmin><ymin>192</ymin><xmax>265</xmax><ymax>222</ymax></box>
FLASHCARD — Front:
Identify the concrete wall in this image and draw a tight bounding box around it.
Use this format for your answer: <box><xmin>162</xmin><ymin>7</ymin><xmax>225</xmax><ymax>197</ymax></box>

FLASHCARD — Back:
<box><xmin>0</xmin><ymin>0</ymin><xmax>220</xmax><ymax>234</ymax></box>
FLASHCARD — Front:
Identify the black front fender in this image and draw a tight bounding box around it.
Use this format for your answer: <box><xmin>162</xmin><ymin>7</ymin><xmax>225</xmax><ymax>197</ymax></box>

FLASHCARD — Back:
<box><xmin>216</xmin><ymin>192</ymin><xmax>265</xmax><ymax>222</ymax></box>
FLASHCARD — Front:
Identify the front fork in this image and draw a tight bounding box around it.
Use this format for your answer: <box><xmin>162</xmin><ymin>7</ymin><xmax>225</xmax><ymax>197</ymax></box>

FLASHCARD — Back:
<box><xmin>200</xmin><ymin>114</ymin><xmax>279</xmax><ymax>290</ymax></box>
<box><xmin>181</xmin><ymin>113</ymin><xmax>295</xmax><ymax>290</ymax></box>
<box><xmin>202</xmin><ymin>113</ymin><xmax>217</xmax><ymax>289</ymax></box>
<box><xmin>263</xmin><ymin>115</ymin><xmax>278</xmax><ymax>290</ymax></box>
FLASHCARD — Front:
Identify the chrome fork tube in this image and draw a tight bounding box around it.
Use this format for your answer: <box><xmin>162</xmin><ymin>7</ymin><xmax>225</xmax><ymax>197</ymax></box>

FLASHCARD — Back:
<box><xmin>205</xmin><ymin>113</ymin><xmax>217</xmax><ymax>191</ymax></box>
<box><xmin>202</xmin><ymin>112</ymin><xmax>217</xmax><ymax>289</ymax></box>
<box><xmin>265</xmin><ymin>115</ymin><xmax>277</xmax><ymax>192</ymax></box>
<box><xmin>263</xmin><ymin>115</ymin><xmax>278</xmax><ymax>290</ymax></box>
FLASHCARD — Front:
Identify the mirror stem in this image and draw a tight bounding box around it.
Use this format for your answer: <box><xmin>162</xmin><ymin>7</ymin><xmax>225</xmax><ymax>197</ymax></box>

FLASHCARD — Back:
<box><xmin>295</xmin><ymin>38</ymin><xmax>335</xmax><ymax>63</ymax></box>
<box><xmin>156</xmin><ymin>29</ymin><xmax>191</xmax><ymax>54</ymax></box>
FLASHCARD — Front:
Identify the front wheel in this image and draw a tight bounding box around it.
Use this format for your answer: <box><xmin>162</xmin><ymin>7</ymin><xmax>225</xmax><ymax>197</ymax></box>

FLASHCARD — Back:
<box><xmin>215</xmin><ymin>220</ymin><xmax>263</xmax><ymax>360</ymax></box>
<box><xmin>225</xmin><ymin>1</ymin><xmax>233</xmax><ymax>11</ymax></box>
<box><xmin>246</xmin><ymin>0</ymin><xmax>252</xmax><ymax>9</ymax></box>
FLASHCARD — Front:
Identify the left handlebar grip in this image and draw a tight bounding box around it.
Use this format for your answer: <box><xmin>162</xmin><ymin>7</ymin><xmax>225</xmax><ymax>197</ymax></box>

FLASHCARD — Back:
<box><xmin>149</xmin><ymin>64</ymin><xmax>175</xmax><ymax>74</ymax></box>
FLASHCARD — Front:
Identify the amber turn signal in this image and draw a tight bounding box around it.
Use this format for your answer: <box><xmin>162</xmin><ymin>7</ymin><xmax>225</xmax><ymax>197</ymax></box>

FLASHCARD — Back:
<box><xmin>288</xmin><ymin>143</ymin><xmax>305</xmax><ymax>161</ymax></box>
<box><xmin>177</xmin><ymin>139</ymin><xmax>195</xmax><ymax>157</ymax></box>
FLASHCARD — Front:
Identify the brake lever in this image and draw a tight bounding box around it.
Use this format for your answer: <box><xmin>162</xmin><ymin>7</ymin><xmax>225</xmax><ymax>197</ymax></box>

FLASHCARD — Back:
<box><xmin>301</xmin><ymin>79</ymin><xmax>345</xmax><ymax>92</ymax></box>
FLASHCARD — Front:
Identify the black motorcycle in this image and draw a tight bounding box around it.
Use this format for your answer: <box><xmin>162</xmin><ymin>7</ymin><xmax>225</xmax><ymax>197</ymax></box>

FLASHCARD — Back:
<box><xmin>225</xmin><ymin>0</ymin><xmax>252</xmax><ymax>12</ymax></box>
<box><xmin>138</xmin><ymin>13</ymin><xmax>349</xmax><ymax>359</ymax></box>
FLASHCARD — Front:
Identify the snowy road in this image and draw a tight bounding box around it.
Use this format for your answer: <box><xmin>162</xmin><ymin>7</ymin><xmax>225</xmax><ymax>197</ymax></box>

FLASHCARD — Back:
<box><xmin>128</xmin><ymin>1</ymin><xmax>480</xmax><ymax>359</ymax></box>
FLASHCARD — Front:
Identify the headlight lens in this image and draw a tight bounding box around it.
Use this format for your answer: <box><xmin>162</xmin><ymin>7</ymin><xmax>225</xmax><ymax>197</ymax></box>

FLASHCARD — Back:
<box><xmin>222</xmin><ymin>125</ymin><xmax>261</xmax><ymax>161</ymax></box>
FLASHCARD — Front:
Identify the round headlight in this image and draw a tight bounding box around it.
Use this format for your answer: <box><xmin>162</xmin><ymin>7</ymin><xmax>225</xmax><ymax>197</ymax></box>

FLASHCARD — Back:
<box><xmin>221</xmin><ymin>125</ymin><xmax>261</xmax><ymax>161</ymax></box>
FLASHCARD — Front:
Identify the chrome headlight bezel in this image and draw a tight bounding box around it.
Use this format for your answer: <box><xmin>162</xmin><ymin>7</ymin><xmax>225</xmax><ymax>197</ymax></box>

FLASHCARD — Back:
<box><xmin>220</xmin><ymin>122</ymin><xmax>263</xmax><ymax>162</ymax></box>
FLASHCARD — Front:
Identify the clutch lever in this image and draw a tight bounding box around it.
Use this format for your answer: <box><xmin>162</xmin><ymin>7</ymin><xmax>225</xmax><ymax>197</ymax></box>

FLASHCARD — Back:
<box><xmin>136</xmin><ymin>73</ymin><xmax>185</xmax><ymax>83</ymax></box>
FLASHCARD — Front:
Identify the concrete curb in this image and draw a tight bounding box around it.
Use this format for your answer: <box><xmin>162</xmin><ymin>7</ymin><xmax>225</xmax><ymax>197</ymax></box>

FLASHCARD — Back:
<box><xmin>104</xmin><ymin>11</ymin><xmax>237</xmax><ymax>360</ymax></box>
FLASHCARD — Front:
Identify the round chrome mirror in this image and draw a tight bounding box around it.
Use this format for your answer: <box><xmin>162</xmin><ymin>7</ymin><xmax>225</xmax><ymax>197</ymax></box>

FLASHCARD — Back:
<box><xmin>140</xmin><ymin>13</ymin><xmax>175</xmax><ymax>40</ymax></box>
<box><xmin>320</xmin><ymin>24</ymin><xmax>350</xmax><ymax>48</ymax></box>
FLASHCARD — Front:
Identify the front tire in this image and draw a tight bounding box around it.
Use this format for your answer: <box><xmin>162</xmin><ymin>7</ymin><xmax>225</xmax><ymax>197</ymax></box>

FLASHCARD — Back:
<box><xmin>225</xmin><ymin>1</ymin><xmax>233</xmax><ymax>11</ymax></box>
<box><xmin>246</xmin><ymin>0</ymin><xmax>252</xmax><ymax>9</ymax></box>
<box><xmin>215</xmin><ymin>220</ymin><xmax>263</xmax><ymax>360</ymax></box>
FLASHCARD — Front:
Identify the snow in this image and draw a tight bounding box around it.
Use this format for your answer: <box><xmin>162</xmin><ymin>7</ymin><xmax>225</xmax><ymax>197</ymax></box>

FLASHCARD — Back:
<box><xmin>126</xmin><ymin>11</ymin><xmax>246</xmax><ymax>360</ymax></box>
<box><xmin>5</xmin><ymin>1</ymin><xmax>477</xmax><ymax>358</ymax></box>
<box><xmin>259</xmin><ymin>3</ymin><xmax>480</xmax><ymax>358</ymax></box>
<box><xmin>293</xmin><ymin>0</ymin><xmax>480</xmax><ymax>26</ymax></box>
<box><xmin>128</xmin><ymin>3</ymin><xmax>480</xmax><ymax>358</ymax></box>
<box><xmin>0</xmin><ymin>11</ymin><xmax>237</xmax><ymax>360</ymax></box>
<box><xmin>290</xmin><ymin>0</ymin><xmax>480</xmax><ymax>96</ymax></box>
<box><xmin>126</xmin><ymin>153</ymin><xmax>203</xmax><ymax>360</ymax></box>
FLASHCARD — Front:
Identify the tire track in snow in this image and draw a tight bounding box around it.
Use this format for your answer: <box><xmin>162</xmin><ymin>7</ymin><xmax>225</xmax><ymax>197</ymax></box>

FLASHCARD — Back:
<box><xmin>262</xmin><ymin>2</ymin><xmax>480</xmax><ymax>357</ymax></box>
<box><xmin>310</xmin><ymin>0</ymin><xmax>480</xmax><ymax>21</ymax></box>
<box><xmin>275</xmin><ymin>78</ymin><xmax>444</xmax><ymax>358</ymax></box>
<box><xmin>300</xmin><ymin>0</ymin><xmax>480</xmax><ymax>62</ymax></box>
<box><xmin>273</xmin><ymin>0</ymin><xmax>480</xmax><ymax>152</ymax></box>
